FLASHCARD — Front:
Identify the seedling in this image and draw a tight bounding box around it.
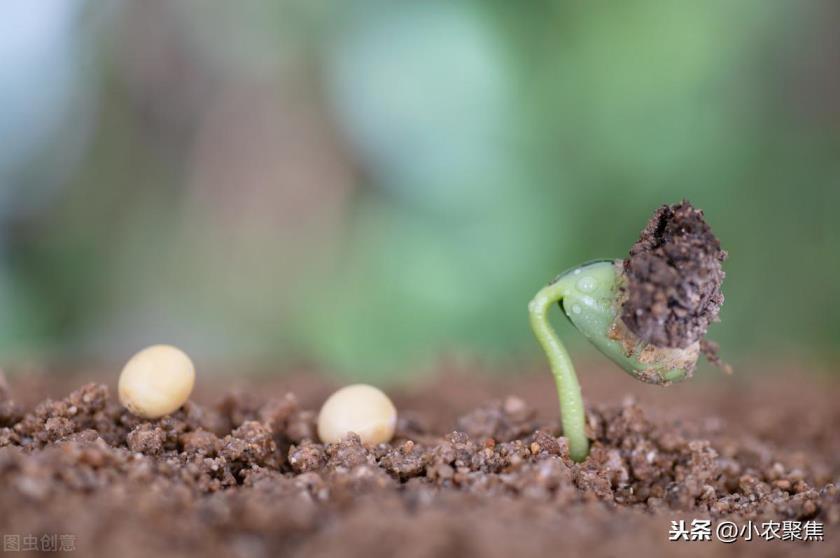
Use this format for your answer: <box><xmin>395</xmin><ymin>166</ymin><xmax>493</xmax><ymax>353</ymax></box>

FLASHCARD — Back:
<box><xmin>529</xmin><ymin>202</ymin><xmax>726</xmax><ymax>462</ymax></box>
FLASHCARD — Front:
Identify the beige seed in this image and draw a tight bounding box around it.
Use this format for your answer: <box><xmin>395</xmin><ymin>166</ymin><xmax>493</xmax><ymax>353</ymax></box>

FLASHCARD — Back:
<box><xmin>118</xmin><ymin>345</ymin><xmax>195</xmax><ymax>419</ymax></box>
<box><xmin>317</xmin><ymin>384</ymin><xmax>397</xmax><ymax>445</ymax></box>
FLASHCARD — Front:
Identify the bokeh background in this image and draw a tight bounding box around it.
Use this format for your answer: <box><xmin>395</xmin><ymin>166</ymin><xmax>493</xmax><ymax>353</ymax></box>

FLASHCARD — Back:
<box><xmin>1</xmin><ymin>0</ymin><xmax>838</xmax><ymax>380</ymax></box>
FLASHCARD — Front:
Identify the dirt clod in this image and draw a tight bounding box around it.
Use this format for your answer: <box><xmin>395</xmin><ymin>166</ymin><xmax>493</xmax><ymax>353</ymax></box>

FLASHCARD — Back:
<box><xmin>621</xmin><ymin>201</ymin><xmax>727</xmax><ymax>354</ymax></box>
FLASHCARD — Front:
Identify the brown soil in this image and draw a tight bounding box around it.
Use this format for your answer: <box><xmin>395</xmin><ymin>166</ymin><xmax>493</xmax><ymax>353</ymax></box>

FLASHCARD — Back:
<box><xmin>0</xmin><ymin>366</ymin><xmax>838</xmax><ymax>558</ymax></box>
<box><xmin>621</xmin><ymin>201</ymin><xmax>727</xmax><ymax>353</ymax></box>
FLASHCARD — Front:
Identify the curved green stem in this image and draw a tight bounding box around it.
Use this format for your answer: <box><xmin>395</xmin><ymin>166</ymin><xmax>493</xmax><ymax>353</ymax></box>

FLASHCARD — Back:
<box><xmin>529</xmin><ymin>281</ymin><xmax>589</xmax><ymax>462</ymax></box>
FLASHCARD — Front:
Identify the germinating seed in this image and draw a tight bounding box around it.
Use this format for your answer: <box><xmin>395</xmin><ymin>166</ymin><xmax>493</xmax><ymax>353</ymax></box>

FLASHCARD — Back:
<box><xmin>118</xmin><ymin>344</ymin><xmax>195</xmax><ymax>419</ymax></box>
<box><xmin>317</xmin><ymin>384</ymin><xmax>397</xmax><ymax>445</ymax></box>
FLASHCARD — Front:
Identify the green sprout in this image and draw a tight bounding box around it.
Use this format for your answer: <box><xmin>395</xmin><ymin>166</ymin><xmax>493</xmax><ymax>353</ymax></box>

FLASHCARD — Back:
<box><xmin>529</xmin><ymin>260</ymin><xmax>700</xmax><ymax>462</ymax></box>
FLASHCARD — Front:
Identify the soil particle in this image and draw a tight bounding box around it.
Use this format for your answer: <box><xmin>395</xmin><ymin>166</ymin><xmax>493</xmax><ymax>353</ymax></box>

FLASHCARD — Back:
<box><xmin>455</xmin><ymin>395</ymin><xmax>540</xmax><ymax>441</ymax></box>
<box><xmin>380</xmin><ymin>440</ymin><xmax>426</xmax><ymax>479</ymax></box>
<box><xmin>179</xmin><ymin>429</ymin><xmax>221</xmax><ymax>456</ymax></box>
<box><xmin>288</xmin><ymin>439</ymin><xmax>326</xmax><ymax>473</ymax></box>
<box><xmin>12</xmin><ymin>383</ymin><xmax>115</xmax><ymax>447</ymax></box>
<box><xmin>622</xmin><ymin>201</ymin><xmax>727</xmax><ymax>352</ymax></box>
<box><xmin>325</xmin><ymin>433</ymin><xmax>375</xmax><ymax>471</ymax></box>
<box><xmin>221</xmin><ymin>420</ymin><xmax>281</xmax><ymax>470</ymax></box>
<box><xmin>127</xmin><ymin>423</ymin><xmax>167</xmax><ymax>455</ymax></box>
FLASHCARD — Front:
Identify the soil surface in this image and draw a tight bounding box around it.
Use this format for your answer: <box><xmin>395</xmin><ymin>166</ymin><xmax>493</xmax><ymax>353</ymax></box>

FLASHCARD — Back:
<box><xmin>621</xmin><ymin>201</ymin><xmax>727</xmax><ymax>352</ymax></box>
<box><xmin>0</xmin><ymin>365</ymin><xmax>838</xmax><ymax>558</ymax></box>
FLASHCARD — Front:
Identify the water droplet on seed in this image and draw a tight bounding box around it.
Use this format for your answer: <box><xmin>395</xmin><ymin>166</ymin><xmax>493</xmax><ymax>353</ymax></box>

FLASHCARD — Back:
<box><xmin>572</xmin><ymin>304</ymin><xmax>582</xmax><ymax>315</ymax></box>
<box><xmin>576</xmin><ymin>276</ymin><xmax>597</xmax><ymax>293</ymax></box>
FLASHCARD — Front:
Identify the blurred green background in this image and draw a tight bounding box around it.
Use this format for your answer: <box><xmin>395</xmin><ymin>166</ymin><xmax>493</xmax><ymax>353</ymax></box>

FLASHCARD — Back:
<box><xmin>1</xmin><ymin>0</ymin><xmax>838</xmax><ymax>379</ymax></box>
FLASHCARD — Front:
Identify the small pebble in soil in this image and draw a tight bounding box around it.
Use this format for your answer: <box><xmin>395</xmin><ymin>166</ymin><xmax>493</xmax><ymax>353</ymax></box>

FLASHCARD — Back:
<box><xmin>317</xmin><ymin>384</ymin><xmax>397</xmax><ymax>445</ymax></box>
<box><xmin>118</xmin><ymin>344</ymin><xmax>196</xmax><ymax>419</ymax></box>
